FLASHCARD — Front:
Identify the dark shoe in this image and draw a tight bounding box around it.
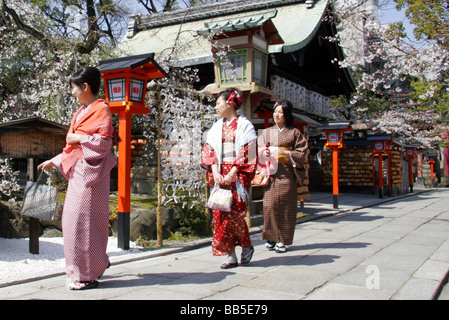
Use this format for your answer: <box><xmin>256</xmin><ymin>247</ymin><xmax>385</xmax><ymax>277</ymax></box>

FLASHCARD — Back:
<box><xmin>220</xmin><ymin>261</ymin><xmax>238</xmax><ymax>269</ymax></box>
<box><xmin>68</xmin><ymin>280</ymin><xmax>99</xmax><ymax>290</ymax></box>
<box><xmin>241</xmin><ymin>246</ymin><xmax>255</xmax><ymax>265</ymax></box>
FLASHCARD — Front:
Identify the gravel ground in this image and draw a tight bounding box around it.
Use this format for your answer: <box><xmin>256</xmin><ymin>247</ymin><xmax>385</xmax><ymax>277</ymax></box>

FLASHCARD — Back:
<box><xmin>0</xmin><ymin>236</ymin><xmax>148</xmax><ymax>286</ymax></box>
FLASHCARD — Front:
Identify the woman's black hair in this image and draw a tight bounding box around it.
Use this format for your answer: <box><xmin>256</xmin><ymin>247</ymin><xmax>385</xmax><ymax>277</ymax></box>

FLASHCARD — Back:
<box><xmin>69</xmin><ymin>67</ymin><xmax>102</xmax><ymax>96</ymax></box>
<box><xmin>276</xmin><ymin>100</ymin><xmax>294</xmax><ymax>127</ymax></box>
<box><xmin>218</xmin><ymin>87</ymin><xmax>243</xmax><ymax>109</ymax></box>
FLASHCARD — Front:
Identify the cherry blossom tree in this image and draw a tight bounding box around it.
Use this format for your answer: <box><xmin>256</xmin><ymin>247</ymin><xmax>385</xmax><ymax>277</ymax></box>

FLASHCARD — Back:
<box><xmin>330</xmin><ymin>0</ymin><xmax>449</xmax><ymax>148</ymax></box>
<box><xmin>0</xmin><ymin>0</ymin><xmax>131</xmax><ymax>124</ymax></box>
<box><xmin>0</xmin><ymin>0</ymin><xmax>126</xmax><ymax>200</ymax></box>
<box><xmin>0</xmin><ymin>158</ymin><xmax>20</xmax><ymax>202</ymax></box>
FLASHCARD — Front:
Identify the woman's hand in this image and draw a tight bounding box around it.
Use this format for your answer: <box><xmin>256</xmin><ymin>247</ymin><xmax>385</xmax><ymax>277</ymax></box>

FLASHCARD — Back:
<box><xmin>268</xmin><ymin>146</ymin><xmax>280</xmax><ymax>157</ymax></box>
<box><xmin>223</xmin><ymin>167</ymin><xmax>237</xmax><ymax>185</ymax></box>
<box><xmin>211</xmin><ymin>164</ymin><xmax>224</xmax><ymax>185</ymax></box>
<box><xmin>222</xmin><ymin>173</ymin><xmax>234</xmax><ymax>185</ymax></box>
<box><xmin>268</xmin><ymin>146</ymin><xmax>290</xmax><ymax>156</ymax></box>
<box><xmin>213</xmin><ymin>171</ymin><xmax>225</xmax><ymax>185</ymax></box>
<box><xmin>263</xmin><ymin>148</ymin><xmax>271</xmax><ymax>158</ymax></box>
<box><xmin>38</xmin><ymin>160</ymin><xmax>55</xmax><ymax>171</ymax></box>
<box><xmin>67</xmin><ymin>133</ymin><xmax>81</xmax><ymax>144</ymax></box>
<box><xmin>211</xmin><ymin>164</ymin><xmax>237</xmax><ymax>186</ymax></box>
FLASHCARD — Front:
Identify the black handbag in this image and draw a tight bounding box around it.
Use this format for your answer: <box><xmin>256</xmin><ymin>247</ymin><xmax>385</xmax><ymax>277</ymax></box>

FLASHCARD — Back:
<box><xmin>20</xmin><ymin>170</ymin><xmax>58</xmax><ymax>221</ymax></box>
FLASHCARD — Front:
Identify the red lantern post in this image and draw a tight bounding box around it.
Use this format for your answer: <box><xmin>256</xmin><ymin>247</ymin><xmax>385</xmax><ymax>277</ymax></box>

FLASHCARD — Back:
<box><xmin>426</xmin><ymin>152</ymin><xmax>438</xmax><ymax>186</ymax></box>
<box><xmin>405</xmin><ymin>145</ymin><xmax>418</xmax><ymax>192</ymax></box>
<box><xmin>368</xmin><ymin>135</ymin><xmax>392</xmax><ymax>199</ymax></box>
<box><xmin>322</xmin><ymin>121</ymin><xmax>352</xmax><ymax>209</ymax></box>
<box><xmin>99</xmin><ymin>53</ymin><xmax>167</xmax><ymax>249</ymax></box>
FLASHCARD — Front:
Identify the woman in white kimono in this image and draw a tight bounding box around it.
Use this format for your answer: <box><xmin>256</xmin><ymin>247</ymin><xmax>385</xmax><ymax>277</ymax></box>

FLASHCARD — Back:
<box><xmin>201</xmin><ymin>88</ymin><xmax>258</xmax><ymax>269</ymax></box>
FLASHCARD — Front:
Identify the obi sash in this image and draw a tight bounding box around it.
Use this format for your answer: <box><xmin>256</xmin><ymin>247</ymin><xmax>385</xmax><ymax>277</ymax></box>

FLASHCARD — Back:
<box><xmin>277</xmin><ymin>147</ymin><xmax>292</xmax><ymax>163</ymax></box>
<box><xmin>222</xmin><ymin>142</ymin><xmax>236</xmax><ymax>163</ymax></box>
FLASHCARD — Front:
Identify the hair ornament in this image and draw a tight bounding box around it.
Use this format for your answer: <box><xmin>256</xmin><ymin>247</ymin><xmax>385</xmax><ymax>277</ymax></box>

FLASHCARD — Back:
<box><xmin>227</xmin><ymin>90</ymin><xmax>243</xmax><ymax>107</ymax></box>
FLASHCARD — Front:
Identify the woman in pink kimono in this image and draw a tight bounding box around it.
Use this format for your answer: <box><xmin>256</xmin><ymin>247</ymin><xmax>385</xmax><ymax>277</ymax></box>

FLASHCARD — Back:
<box><xmin>201</xmin><ymin>88</ymin><xmax>258</xmax><ymax>269</ymax></box>
<box><xmin>39</xmin><ymin>67</ymin><xmax>117</xmax><ymax>290</ymax></box>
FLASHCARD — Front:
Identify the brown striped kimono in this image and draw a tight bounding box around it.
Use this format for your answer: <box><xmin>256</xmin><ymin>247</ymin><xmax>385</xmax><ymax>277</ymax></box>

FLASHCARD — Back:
<box><xmin>258</xmin><ymin>126</ymin><xmax>308</xmax><ymax>245</ymax></box>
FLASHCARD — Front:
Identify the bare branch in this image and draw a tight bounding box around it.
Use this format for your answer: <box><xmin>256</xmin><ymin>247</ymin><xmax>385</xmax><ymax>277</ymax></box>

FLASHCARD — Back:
<box><xmin>0</xmin><ymin>0</ymin><xmax>51</xmax><ymax>47</ymax></box>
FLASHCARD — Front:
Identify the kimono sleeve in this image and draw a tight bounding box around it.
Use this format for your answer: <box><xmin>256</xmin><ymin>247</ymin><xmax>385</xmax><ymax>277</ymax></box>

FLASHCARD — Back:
<box><xmin>290</xmin><ymin>129</ymin><xmax>308</xmax><ymax>169</ymax></box>
<box><xmin>234</xmin><ymin>139</ymin><xmax>257</xmax><ymax>189</ymax></box>
<box><xmin>81</xmin><ymin>134</ymin><xmax>113</xmax><ymax>162</ymax></box>
<box><xmin>49</xmin><ymin>153</ymin><xmax>67</xmax><ymax>179</ymax></box>
<box><xmin>201</xmin><ymin>143</ymin><xmax>217</xmax><ymax>171</ymax></box>
<box><xmin>80</xmin><ymin>134</ymin><xmax>117</xmax><ymax>187</ymax></box>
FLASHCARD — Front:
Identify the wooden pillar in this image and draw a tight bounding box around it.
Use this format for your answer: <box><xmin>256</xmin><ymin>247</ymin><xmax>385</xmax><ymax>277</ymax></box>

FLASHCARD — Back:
<box><xmin>27</xmin><ymin>158</ymin><xmax>39</xmax><ymax>254</ymax></box>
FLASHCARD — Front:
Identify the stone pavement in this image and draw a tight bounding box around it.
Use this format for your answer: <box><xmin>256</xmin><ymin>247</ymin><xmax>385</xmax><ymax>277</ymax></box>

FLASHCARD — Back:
<box><xmin>1</xmin><ymin>188</ymin><xmax>449</xmax><ymax>302</ymax></box>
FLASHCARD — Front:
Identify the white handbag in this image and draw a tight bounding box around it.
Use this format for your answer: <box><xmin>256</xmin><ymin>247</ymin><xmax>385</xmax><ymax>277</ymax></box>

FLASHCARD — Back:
<box><xmin>207</xmin><ymin>185</ymin><xmax>233</xmax><ymax>212</ymax></box>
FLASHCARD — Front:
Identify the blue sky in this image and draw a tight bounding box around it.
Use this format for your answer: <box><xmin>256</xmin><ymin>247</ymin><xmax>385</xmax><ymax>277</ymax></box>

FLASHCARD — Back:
<box><xmin>378</xmin><ymin>0</ymin><xmax>417</xmax><ymax>41</ymax></box>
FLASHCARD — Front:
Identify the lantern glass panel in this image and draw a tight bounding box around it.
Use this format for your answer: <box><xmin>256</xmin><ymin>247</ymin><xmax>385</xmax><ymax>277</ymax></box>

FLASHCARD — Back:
<box><xmin>253</xmin><ymin>49</ymin><xmax>266</xmax><ymax>86</ymax></box>
<box><xmin>374</xmin><ymin>142</ymin><xmax>384</xmax><ymax>151</ymax></box>
<box><xmin>328</xmin><ymin>132</ymin><xmax>340</xmax><ymax>144</ymax></box>
<box><xmin>218</xmin><ymin>48</ymin><xmax>248</xmax><ymax>84</ymax></box>
<box><xmin>107</xmin><ymin>78</ymin><xmax>126</xmax><ymax>102</ymax></box>
<box><xmin>130</xmin><ymin>78</ymin><xmax>145</xmax><ymax>102</ymax></box>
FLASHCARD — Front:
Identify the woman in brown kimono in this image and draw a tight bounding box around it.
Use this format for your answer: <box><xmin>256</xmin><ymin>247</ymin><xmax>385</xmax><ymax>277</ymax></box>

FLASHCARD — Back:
<box><xmin>258</xmin><ymin>100</ymin><xmax>308</xmax><ymax>253</ymax></box>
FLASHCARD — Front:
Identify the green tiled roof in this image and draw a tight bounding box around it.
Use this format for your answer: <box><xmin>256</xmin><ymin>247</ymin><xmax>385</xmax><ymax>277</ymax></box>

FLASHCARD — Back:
<box><xmin>119</xmin><ymin>0</ymin><xmax>329</xmax><ymax>65</ymax></box>
<box><xmin>197</xmin><ymin>11</ymin><xmax>277</xmax><ymax>34</ymax></box>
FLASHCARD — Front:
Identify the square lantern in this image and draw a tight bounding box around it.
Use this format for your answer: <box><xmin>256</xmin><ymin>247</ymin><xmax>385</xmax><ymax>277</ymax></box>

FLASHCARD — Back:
<box><xmin>327</xmin><ymin>131</ymin><xmax>342</xmax><ymax>145</ymax></box>
<box><xmin>217</xmin><ymin>47</ymin><xmax>268</xmax><ymax>87</ymax></box>
<box><xmin>198</xmin><ymin>11</ymin><xmax>283</xmax><ymax>89</ymax></box>
<box><xmin>406</xmin><ymin>147</ymin><xmax>415</xmax><ymax>157</ymax></box>
<box><xmin>367</xmin><ymin>135</ymin><xmax>393</xmax><ymax>155</ymax></box>
<box><xmin>426</xmin><ymin>152</ymin><xmax>438</xmax><ymax>164</ymax></box>
<box><xmin>322</xmin><ymin>121</ymin><xmax>352</xmax><ymax>149</ymax></box>
<box><xmin>218</xmin><ymin>48</ymin><xmax>249</xmax><ymax>84</ymax></box>
<box><xmin>374</xmin><ymin>141</ymin><xmax>385</xmax><ymax>152</ymax></box>
<box><xmin>99</xmin><ymin>53</ymin><xmax>167</xmax><ymax>114</ymax></box>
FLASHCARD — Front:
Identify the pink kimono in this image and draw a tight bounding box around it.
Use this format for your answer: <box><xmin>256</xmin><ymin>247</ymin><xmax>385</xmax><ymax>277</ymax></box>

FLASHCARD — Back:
<box><xmin>51</xmin><ymin>100</ymin><xmax>117</xmax><ymax>281</ymax></box>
